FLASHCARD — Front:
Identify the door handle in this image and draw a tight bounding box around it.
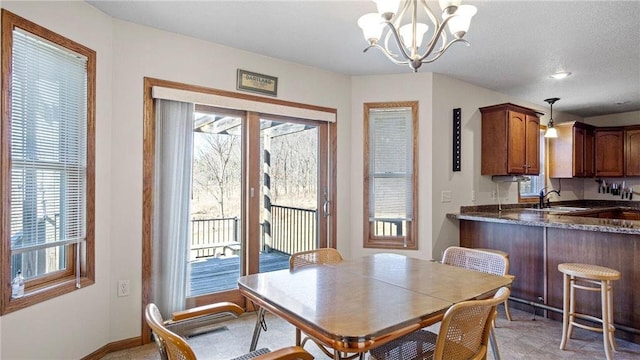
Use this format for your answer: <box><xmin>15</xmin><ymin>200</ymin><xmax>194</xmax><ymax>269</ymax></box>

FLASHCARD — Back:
<box><xmin>323</xmin><ymin>189</ymin><xmax>330</xmax><ymax>218</ymax></box>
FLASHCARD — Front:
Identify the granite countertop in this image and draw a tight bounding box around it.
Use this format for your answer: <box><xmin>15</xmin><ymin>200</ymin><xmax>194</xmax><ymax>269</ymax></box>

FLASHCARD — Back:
<box><xmin>448</xmin><ymin>201</ymin><xmax>640</xmax><ymax>235</ymax></box>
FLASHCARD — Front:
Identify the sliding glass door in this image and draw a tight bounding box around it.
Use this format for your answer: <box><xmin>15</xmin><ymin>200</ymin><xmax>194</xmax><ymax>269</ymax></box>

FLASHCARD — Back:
<box><xmin>187</xmin><ymin>107</ymin><xmax>328</xmax><ymax>307</ymax></box>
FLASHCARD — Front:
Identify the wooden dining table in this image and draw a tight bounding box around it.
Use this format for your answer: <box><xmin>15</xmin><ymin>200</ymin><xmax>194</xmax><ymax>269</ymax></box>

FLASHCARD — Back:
<box><xmin>238</xmin><ymin>253</ymin><xmax>512</xmax><ymax>359</ymax></box>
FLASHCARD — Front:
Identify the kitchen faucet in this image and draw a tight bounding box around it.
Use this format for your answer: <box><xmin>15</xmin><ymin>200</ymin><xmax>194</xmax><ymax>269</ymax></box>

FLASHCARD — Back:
<box><xmin>539</xmin><ymin>188</ymin><xmax>561</xmax><ymax>209</ymax></box>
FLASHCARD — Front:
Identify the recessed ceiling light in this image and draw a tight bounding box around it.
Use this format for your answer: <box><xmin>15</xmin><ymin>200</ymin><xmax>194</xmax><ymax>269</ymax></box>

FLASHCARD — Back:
<box><xmin>550</xmin><ymin>71</ymin><xmax>572</xmax><ymax>80</ymax></box>
<box><xmin>616</xmin><ymin>101</ymin><xmax>629</xmax><ymax>105</ymax></box>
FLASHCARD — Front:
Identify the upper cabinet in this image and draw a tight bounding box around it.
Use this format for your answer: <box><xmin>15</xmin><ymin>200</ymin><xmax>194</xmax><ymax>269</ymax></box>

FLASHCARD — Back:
<box><xmin>595</xmin><ymin>129</ymin><xmax>624</xmax><ymax>177</ymax></box>
<box><xmin>626</xmin><ymin>126</ymin><xmax>640</xmax><ymax>176</ymax></box>
<box><xmin>549</xmin><ymin>122</ymin><xmax>595</xmax><ymax>178</ymax></box>
<box><xmin>480</xmin><ymin>103</ymin><xmax>540</xmax><ymax>176</ymax></box>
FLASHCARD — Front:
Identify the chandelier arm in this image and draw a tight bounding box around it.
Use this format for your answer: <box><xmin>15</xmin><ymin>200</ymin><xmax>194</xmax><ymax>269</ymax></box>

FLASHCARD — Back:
<box><xmin>365</xmin><ymin>43</ymin><xmax>410</xmax><ymax>65</ymax></box>
<box><xmin>383</xmin><ymin>22</ymin><xmax>413</xmax><ymax>62</ymax></box>
<box><xmin>416</xmin><ymin>14</ymin><xmax>457</xmax><ymax>62</ymax></box>
<box><xmin>391</xmin><ymin>0</ymin><xmax>412</xmax><ymax>29</ymax></box>
<box><xmin>420</xmin><ymin>0</ymin><xmax>447</xmax><ymax>45</ymax></box>
<box><xmin>383</xmin><ymin>30</ymin><xmax>401</xmax><ymax>59</ymax></box>
<box><xmin>420</xmin><ymin>39</ymin><xmax>469</xmax><ymax>63</ymax></box>
<box><xmin>382</xmin><ymin>0</ymin><xmax>412</xmax><ymax>58</ymax></box>
<box><xmin>419</xmin><ymin>0</ymin><xmax>448</xmax><ymax>55</ymax></box>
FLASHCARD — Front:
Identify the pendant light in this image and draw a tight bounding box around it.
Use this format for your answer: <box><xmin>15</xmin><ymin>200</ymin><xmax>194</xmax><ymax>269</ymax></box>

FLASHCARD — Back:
<box><xmin>543</xmin><ymin>97</ymin><xmax>560</xmax><ymax>138</ymax></box>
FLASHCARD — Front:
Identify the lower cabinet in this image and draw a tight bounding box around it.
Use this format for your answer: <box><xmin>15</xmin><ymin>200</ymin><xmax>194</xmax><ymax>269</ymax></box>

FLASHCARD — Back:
<box><xmin>459</xmin><ymin>219</ymin><xmax>640</xmax><ymax>344</ymax></box>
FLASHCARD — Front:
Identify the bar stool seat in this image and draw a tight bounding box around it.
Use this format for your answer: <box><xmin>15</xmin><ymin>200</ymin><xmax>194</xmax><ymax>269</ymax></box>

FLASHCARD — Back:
<box><xmin>558</xmin><ymin>263</ymin><xmax>621</xmax><ymax>360</ymax></box>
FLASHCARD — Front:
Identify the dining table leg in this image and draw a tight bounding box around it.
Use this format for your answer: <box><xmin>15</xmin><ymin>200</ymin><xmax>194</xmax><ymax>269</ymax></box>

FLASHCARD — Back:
<box><xmin>489</xmin><ymin>328</ymin><xmax>501</xmax><ymax>360</ymax></box>
<box><xmin>250</xmin><ymin>307</ymin><xmax>267</xmax><ymax>351</ymax></box>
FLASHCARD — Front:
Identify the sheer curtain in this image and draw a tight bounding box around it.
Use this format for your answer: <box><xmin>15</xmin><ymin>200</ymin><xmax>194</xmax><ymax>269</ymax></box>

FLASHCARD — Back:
<box><xmin>152</xmin><ymin>99</ymin><xmax>195</xmax><ymax>316</ymax></box>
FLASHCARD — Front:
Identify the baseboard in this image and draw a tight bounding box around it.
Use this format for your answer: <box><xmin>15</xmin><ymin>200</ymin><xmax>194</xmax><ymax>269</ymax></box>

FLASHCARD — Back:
<box><xmin>81</xmin><ymin>336</ymin><xmax>143</xmax><ymax>360</ymax></box>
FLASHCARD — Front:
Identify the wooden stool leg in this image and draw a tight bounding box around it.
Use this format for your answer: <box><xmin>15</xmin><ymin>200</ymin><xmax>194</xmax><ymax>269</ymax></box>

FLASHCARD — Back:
<box><xmin>601</xmin><ymin>280</ymin><xmax>614</xmax><ymax>360</ymax></box>
<box><xmin>568</xmin><ymin>275</ymin><xmax>576</xmax><ymax>339</ymax></box>
<box><xmin>560</xmin><ymin>273</ymin><xmax>571</xmax><ymax>350</ymax></box>
<box><xmin>606</xmin><ymin>280</ymin><xmax>618</xmax><ymax>352</ymax></box>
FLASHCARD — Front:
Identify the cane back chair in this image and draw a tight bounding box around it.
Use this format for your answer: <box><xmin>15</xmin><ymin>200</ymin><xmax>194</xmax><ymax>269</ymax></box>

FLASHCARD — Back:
<box><xmin>145</xmin><ymin>302</ymin><xmax>314</xmax><ymax>360</ymax></box>
<box><xmin>369</xmin><ymin>287</ymin><xmax>510</xmax><ymax>360</ymax></box>
<box><xmin>288</xmin><ymin>248</ymin><xmax>344</xmax><ymax>270</ymax></box>
<box><xmin>442</xmin><ymin>246</ymin><xmax>512</xmax><ymax>360</ymax></box>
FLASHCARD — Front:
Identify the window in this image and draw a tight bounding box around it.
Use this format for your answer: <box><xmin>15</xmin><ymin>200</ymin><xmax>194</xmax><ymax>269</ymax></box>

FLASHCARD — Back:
<box><xmin>1</xmin><ymin>10</ymin><xmax>95</xmax><ymax>314</ymax></box>
<box><xmin>363</xmin><ymin>102</ymin><xmax>418</xmax><ymax>249</ymax></box>
<box><xmin>519</xmin><ymin>126</ymin><xmax>546</xmax><ymax>201</ymax></box>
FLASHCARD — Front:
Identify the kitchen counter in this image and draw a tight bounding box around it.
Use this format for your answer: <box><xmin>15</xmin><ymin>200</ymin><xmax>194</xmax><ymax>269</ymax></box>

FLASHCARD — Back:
<box><xmin>452</xmin><ymin>200</ymin><xmax>640</xmax><ymax>344</ymax></box>
<box><xmin>447</xmin><ymin>202</ymin><xmax>640</xmax><ymax>235</ymax></box>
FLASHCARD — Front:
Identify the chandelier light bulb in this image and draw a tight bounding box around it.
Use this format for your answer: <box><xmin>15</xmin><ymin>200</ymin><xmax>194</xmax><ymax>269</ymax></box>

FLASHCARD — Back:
<box><xmin>358</xmin><ymin>13</ymin><xmax>385</xmax><ymax>42</ymax></box>
<box><xmin>374</xmin><ymin>0</ymin><xmax>401</xmax><ymax>20</ymax></box>
<box><xmin>439</xmin><ymin>0</ymin><xmax>462</xmax><ymax>14</ymax></box>
<box><xmin>399</xmin><ymin>23</ymin><xmax>429</xmax><ymax>50</ymax></box>
<box><xmin>446</xmin><ymin>4</ymin><xmax>477</xmax><ymax>38</ymax></box>
<box><xmin>544</xmin><ymin>126</ymin><xmax>558</xmax><ymax>138</ymax></box>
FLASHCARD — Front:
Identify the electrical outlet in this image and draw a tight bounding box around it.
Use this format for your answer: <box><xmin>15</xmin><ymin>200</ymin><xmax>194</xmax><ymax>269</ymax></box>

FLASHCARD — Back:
<box><xmin>441</xmin><ymin>190</ymin><xmax>452</xmax><ymax>203</ymax></box>
<box><xmin>471</xmin><ymin>190</ymin><xmax>476</xmax><ymax>202</ymax></box>
<box><xmin>118</xmin><ymin>280</ymin><xmax>130</xmax><ymax>297</ymax></box>
<box><xmin>491</xmin><ymin>191</ymin><xmax>497</xmax><ymax>200</ymax></box>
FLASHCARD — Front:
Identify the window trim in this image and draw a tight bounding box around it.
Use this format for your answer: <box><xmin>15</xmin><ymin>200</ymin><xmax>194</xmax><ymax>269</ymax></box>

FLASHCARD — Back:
<box><xmin>363</xmin><ymin>101</ymin><xmax>418</xmax><ymax>250</ymax></box>
<box><xmin>1</xmin><ymin>9</ymin><xmax>96</xmax><ymax>315</ymax></box>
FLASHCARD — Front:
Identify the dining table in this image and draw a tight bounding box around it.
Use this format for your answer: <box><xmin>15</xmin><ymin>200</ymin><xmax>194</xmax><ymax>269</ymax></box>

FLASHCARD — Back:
<box><xmin>237</xmin><ymin>253</ymin><xmax>512</xmax><ymax>359</ymax></box>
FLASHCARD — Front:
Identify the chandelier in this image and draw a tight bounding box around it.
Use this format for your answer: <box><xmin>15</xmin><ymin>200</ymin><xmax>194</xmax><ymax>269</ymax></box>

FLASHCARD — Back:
<box><xmin>357</xmin><ymin>0</ymin><xmax>477</xmax><ymax>72</ymax></box>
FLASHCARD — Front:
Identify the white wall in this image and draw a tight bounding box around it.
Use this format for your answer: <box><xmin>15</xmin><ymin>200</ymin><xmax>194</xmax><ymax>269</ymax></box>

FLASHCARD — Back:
<box><xmin>428</xmin><ymin>74</ymin><xmax>589</xmax><ymax>259</ymax></box>
<box><xmin>2</xmin><ymin>1</ymin><xmax>637</xmax><ymax>358</ymax></box>
<box><xmin>1</xmin><ymin>1</ymin><xmax>114</xmax><ymax>358</ymax></box>
<box><xmin>351</xmin><ymin>73</ymin><xmax>435</xmax><ymax>260</ymax></box>
<box><xmin>109</xmin><ymin>18</ymin><xmax>352</xmax><ymax>341</ymax></box>
<box><xmin>0</xmin><ymin>1</ymin><xmax>352</xmax><ymax>358</ymax></box>
<box><xmin>349</xmin><ymin>73</ymin><xmax>579</xmax><ymax>261</ymax></box>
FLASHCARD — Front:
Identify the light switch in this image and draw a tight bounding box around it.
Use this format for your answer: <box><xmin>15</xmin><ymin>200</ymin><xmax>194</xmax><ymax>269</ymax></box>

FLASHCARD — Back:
<box><xmin>441</xmin><ymin>190</ymin><xmax>452</xmax><ymax>203</ymax></box>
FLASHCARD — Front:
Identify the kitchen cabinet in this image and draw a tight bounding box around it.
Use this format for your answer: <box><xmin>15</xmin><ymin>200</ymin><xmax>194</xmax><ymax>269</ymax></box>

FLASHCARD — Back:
<box><xmin>626</xmin><ymin>126</ymin><xmax>640</xmax><ymax>176</ymax></box>
<box><xmin>595</xmin><ymin>129</ymin><xmax>624</xmax><ymax>177</ymax></box>
<box><xmin>548</xmin><ymin>122</ymin><xmax>595</xmax><ymax>177</ymax></box>
<box><xmin>480</xmin><ymin>103</ymin><xmax>540</xmax><ymax>175</ymax></box>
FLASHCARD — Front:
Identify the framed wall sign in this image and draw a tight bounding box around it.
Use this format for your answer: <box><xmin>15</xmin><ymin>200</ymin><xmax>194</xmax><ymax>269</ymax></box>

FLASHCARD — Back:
<box><xmin>237</xmin><ymin>69</ymin><xmax>278</xmax><ymax>96</ymax></box>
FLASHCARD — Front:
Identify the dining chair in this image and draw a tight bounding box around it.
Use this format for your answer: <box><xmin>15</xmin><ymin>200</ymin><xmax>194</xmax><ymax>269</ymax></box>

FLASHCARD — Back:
<box><xmin>289</xmin><ymin>248</ymin><xmax>359</xmax><ymax>359</ymax></box>
<box><xmin>442</xmin><ymin>246</ymin><xmax>513</xmax><ymax>321</ymax></box>
<box><xmin>369</xmin><ymin>287</ymin><xmax>511</xmax><ymax>360</ymax></box>
<box><xmin>145</xmin><ymin>302</ymin><xmax>314</xmax><ymax>360</ymax></box>
<box><xmin>288</xmin><ymin>248</ymin><xmax>344</xmax><ymax>270</ymax></box>
<box><xmin>441</xmin><ymin>246</ymin><xmax>511</xmax><ymax>360</ymax></box>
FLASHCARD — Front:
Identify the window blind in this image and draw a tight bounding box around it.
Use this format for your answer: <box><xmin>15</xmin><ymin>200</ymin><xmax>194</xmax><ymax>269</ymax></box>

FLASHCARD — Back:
<box><xmin>10</xmin><ymin>28</ymin><xmax>88</xmax><ymax>279</ymax></box>
<box><xmin>369</xmin><ymin>107</ymin><xmax>413</xmax><ymax>221</ymax></box>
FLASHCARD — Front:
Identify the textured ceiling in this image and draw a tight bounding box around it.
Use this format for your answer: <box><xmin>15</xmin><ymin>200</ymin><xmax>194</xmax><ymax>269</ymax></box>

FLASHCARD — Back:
<box><xmin>87</xmin><ymin>0</ymin><xmax>640</xmax><ymax>118</ymax></box>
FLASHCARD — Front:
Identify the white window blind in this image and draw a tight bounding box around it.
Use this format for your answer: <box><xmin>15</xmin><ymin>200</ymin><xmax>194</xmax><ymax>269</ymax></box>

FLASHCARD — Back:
<box><xmin>369</xmin><ymin>107</ymin><xmax>413</xmax><ymax>221</ymax></box>
<box><xmin>9</xmin><ymin>28</ymin><xmax>88</xmax><ymax>280</ymax></box>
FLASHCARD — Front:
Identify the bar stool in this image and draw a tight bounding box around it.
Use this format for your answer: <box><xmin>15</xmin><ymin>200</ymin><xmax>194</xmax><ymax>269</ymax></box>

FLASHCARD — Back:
<box><xmin>558</xmin><ymin>263</ymin><xmax>621</xmax><ymax>360</ymax></box>
<box><xmin>478</xmin><ymin>248</ymin><xmax>514</xmax><ymax>321</ymax></box>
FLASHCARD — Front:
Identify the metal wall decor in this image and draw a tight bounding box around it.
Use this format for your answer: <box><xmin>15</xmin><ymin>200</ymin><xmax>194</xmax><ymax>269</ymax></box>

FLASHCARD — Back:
<box><xmin>453</xmin><ymin>108</ymin><xmax>462</xmax><ymax>172</ymax></box>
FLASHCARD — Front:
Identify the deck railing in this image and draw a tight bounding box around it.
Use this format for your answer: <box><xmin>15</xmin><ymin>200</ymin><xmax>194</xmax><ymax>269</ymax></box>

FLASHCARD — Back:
<box><xmin>190</xmin><ymin>205</ymin><xmax>318</xmax><ymax>259</ymax></box>
<box><xmin>190</xmin><ymin>217</ymin><xmax>239</xmax><ymax>259</ymax></box>
<box><xmin>268</xmin><ymin>205</ymin><xmax>317</xmax><ymax>255</ymax></box>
